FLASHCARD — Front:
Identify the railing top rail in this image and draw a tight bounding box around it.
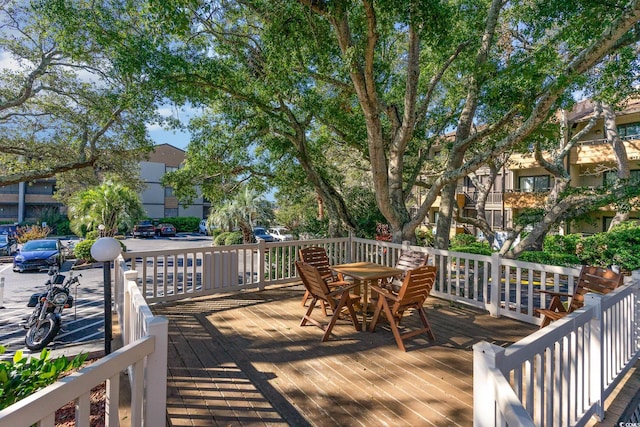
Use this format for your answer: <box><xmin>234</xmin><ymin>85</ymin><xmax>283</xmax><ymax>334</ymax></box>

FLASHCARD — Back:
<box><xmin>0</xmin><ymin>337</ymin><xmax>155</xmax><ymax>426</ymax></box>
<box><xmin>499</xmin><ymin>283</ymin><xmax>635</xmax><ymax>370</ymax></box>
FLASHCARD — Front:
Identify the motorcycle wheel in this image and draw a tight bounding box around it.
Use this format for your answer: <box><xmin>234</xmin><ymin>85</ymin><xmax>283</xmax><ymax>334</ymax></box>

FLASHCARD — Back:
<box><xmin>25</xmin><ymin>313</ymin><xmax>61</xmax><ymax>351</ymax></box>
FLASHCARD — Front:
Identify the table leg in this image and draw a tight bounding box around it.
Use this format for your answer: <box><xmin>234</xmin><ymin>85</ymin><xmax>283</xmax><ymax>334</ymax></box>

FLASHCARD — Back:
<box><xmin>362</xmin><ymin>280</ymin><xmax>369</xmax><ymax>331</ymax></box>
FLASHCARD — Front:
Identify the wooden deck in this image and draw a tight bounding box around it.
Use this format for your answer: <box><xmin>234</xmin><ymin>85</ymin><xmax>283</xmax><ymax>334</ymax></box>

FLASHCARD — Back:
<box><xmin>152</xmin><ymin>283</ymin><xmax>538</xmax><ymax>427</ymax></box>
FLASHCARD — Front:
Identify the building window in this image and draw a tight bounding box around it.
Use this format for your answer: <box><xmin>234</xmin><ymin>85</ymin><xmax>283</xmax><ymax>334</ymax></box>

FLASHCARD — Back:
<box><xmin>519</xmin><ymin>175</ymin><xmax>551</xmax><ymax>192</ymax></box>
<box><xmin>604</xmin><ymin>169</ymin><xmax>640</xmax><ymax>185</ymax></box>
<box><xmin>165</xmin><ymin>187</ymin><xmax>174</xmax><ymax>197</ymax></box>
<box><xmin>164</xmin><ymin>208</ymin><xmax>178</xmax><ymax>217</ymax></box>
<box><xmin>617</xmin><ymin>122</ymin><xmax>640</xmax><ymax>139</ymax></box>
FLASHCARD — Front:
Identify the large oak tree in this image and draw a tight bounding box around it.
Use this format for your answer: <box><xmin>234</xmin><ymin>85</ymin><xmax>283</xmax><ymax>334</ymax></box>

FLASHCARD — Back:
<box><xmin>0</xmin><ymin>1</ymin><xmax>157</xmax><ymax>191</ymax></box>
<box><xmin>42</xmin><ymin>0</ymin><xmax>640</xmax><ymax>246</ymax></box>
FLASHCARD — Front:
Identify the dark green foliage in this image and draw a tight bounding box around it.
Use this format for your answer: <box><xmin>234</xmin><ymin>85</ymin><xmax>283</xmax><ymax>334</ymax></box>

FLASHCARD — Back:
<box><xmin>577</xmin><ymin>221</ymin><xmax>640</xmax><ymax>272</ymax></box>
<box><xmin>85</xmin><ymin>230</ymin><xmax>99</xmax><ymax>240</ymax></box>
<box><xmin>74</xmin><ymin>239</ymin><xmax>95</xmax><ymax>262</ymax></box>
<box><xmin>518</xmin><ymin>251</ymin><xmax>581</xmax><ymax>267</ymax></box>
<box><xmin>543</xmin><ymin>234</ymin><xmax>582</xmax><ymax>255</ymax></box>
<box><xmin>158</xmin><ymin>217</ymin><xmax>200</xmax><ymax>232</ymax></box>
<box><xmin>345</xmin><ymin>188</ymin><xmax>387</xmax><ymax>239</ymax></box>
<box><xmin>37</xmin><ymin>208</ymin><xmax>72</xmax><ymax>236</ymax></box>
<box><xmin>213</xmin><ymin>231</ymin><xmax>242</xmax><ymax>246</ymax></box>
<box><xmin>450</xmin><ymin>244</ymin><xmax>493</xmax><ymax>256</ymax></box>
<box><xmin>224</xmin><ymin>232</ymin><xmax>243</xmax><ymax>245</ymax></box>
<box><xmin>451</xmin><ymin>234</ymin><xmax>477</xmax><ymax>247</ymax></box>
<box><xmin>0</xmin><ymin>346</ymin><xmax>87</xmax><ymax>410</ymax></box>
<box><xmin>415</xmin><ymin>228</ymin><xmax>434</xmax><ymax>246</ymax></box>
<box><xmin>450</xmin><ymin>235</ymin><xmax>492</xmax><ymax>255</ymax></box>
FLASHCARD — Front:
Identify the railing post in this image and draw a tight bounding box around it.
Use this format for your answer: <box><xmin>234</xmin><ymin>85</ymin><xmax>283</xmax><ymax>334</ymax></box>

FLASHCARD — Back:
<box><xmin>473</xmin><ymin>341</ymin><xmax>505</xmax><ymax>426</ymax></box>
<box><xmin>585</xmin><ymin>293</ymin><xmax>604</xmax><ymax>421</ymax></box>
<box><xmin>113</xmin><ymin>257</ymin><xmax>122</xmax><ymax>316</ymax></box>
<box><xmin>144</xmin><ymin>315</ymin><xmax>168</xmax><ymax>427</ymax></box>
<box><xmin>489</xmin><ymin>252</ymin><xmax>502</xmax><ymax>318</ymax></box>
<box><xmin>348</xmin><ymin>232</ymin><xmax>354</xmax><ymax>263</ymax></box>
<box><xmin>633</xmin><ymin>270</ymin><xmax>640</xmax><ymax>353</ymax></box>
<box><xmin>258</xmin><ymin>239</ymin><xmax>266</xmax><ymax>290</ymax></box>
<box><xmin>122</xmin><ymin>270</ymin><xmax>138</xmax><ymax>347</ymax></box>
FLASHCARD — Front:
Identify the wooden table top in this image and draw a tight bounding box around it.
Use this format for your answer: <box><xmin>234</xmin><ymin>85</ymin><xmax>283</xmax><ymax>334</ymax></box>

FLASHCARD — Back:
<box><xmin>331</xmin><ymin>262</ymin><xmax>404</xmax><ymax>281</ymax></box>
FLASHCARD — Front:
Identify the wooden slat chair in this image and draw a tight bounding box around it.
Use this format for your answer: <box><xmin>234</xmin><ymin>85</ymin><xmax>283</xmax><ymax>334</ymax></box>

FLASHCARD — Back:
<box><xmin>382</xmin><ymin>250</ymin><xmax>429</xmax><ymax>292</ymax></box>
<box><xmin>295</xmin><ymin>261</ymin><xmax>361</xmax><ymax>342</ymax></box>
<box><xmin>535</xmin><ymin>265</ymin><xmax>623</xmax><ymax>328</ymax></box>
<box><xmin>299</xmin><ymin>246</ymin><xmax>346</xmax><ymax>310</ymax></box>
<box><xmin>369</xmin><ymin>265</ymin><xmax>437</xmax><ymax>351</ymax></box>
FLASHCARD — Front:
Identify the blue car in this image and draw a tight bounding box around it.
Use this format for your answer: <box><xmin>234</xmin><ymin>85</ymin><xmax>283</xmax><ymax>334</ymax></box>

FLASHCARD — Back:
<box><xmin>13</xmin><ymin>239</ymin><xmax>64</xmax><ymax>273</ymax></box>
<box><xmin>253</xmin><ymin>227</ymin><xmax>274</xmax><ymax>242</ymax></box>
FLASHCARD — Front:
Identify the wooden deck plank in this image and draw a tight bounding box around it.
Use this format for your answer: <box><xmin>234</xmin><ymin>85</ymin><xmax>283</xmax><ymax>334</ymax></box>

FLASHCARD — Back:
<box><xmin>154</xmin><ymin>284</ymin><xmax>538</xmax><ymax>426</ymax></box>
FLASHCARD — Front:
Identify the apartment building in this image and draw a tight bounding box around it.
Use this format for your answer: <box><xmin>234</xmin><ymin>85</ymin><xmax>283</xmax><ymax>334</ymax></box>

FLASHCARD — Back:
<box><xmin>0</xmin><ymin>143</ymin><xmax>209</xmax><ymax>224</ymax></box>
<box><xmin>460</xmin><ymin>98</ymin><xmax>640</xmax><ymax>235</ymax></box>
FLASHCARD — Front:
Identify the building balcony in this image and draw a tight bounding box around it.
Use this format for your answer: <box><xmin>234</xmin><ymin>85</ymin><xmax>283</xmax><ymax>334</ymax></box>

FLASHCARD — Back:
<box><xmin>503</xmin><ymin>190</ymin><xmax>549</xmax><ymax>208</ymax></box>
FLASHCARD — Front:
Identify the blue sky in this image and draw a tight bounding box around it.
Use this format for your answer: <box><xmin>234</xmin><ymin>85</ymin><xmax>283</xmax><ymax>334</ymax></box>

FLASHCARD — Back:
<box><xmin>147</xmin><ymin>105</ymin><xmax>197</xmax><ymax>150</ymax></box>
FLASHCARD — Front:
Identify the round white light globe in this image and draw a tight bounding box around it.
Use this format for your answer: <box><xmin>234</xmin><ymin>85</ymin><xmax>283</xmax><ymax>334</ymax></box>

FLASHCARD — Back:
<box><xmin>90</xmin><ymin>237</ymin><xmax>122</xmax><ymax>262</ymax></box>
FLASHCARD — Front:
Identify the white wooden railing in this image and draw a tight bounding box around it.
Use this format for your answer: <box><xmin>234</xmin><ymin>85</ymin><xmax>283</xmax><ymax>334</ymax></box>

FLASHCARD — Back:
<box><xmin>121</xmin><ymin>237</ymin><xmax>583</xmax><ymax>326</ymax></box>
<box><xmin>2</xmin><ymin>236</ymin><xmax>637</xmax><ymax>426</ymax></box>
<box><xmin>474</xmin><ymin>274</ymin><xmax>640</xmax><ymax>426</ymax></box>
<box><xmin>0</xmin><ymin>256</ymin><xmax>168</xmax><ymax>427</ymax></box>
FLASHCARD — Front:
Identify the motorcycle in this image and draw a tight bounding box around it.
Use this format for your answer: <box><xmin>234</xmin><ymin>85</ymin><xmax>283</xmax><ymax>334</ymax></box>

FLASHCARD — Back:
<box><xmin>24</xmin><ymin>266</ymin><xmax>81</xmax><ymax>351</ymax></box>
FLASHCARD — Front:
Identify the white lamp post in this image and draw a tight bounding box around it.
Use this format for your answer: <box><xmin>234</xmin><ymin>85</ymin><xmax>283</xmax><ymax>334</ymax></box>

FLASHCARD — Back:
<box><xmin>91</xmin><ymin>236</ymin><xmax>121</xmax><ymax>355</ymax></box>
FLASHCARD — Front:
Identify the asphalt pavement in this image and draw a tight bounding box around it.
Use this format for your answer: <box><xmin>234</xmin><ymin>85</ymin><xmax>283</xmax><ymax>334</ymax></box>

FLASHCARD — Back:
<box><xmin>0</xmin><ymin>233</ymin><xmax>213</xmax><ymax>361</ymax></box>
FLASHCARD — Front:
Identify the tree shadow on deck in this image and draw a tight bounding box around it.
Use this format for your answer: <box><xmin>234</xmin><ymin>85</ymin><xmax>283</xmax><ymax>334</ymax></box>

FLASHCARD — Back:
<box><xmin>154</xmin><ymin>285</ymin><xmax>537</xmax><ymax>426</ymax></box>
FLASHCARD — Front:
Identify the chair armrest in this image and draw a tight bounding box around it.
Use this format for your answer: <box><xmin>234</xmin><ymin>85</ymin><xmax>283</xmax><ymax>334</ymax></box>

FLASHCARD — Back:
<box><xmin>536</xmin><ymin>289</ymin><xmax>572</xmax><ymax>298</ymax></box>
<box><xmin>369</xmin><ymin>284</ymin><xmax>400</xmax><ymax>302</ymax></box>
<box><xmin>327</xmin><ymin>282</ymin><xmax>359</xmax><ymax>297</ymax></box>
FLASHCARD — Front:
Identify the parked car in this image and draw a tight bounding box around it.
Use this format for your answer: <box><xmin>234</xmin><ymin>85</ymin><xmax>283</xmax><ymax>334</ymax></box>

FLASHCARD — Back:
<box><xmin>156</xmin><ymin>223</ymin><xmax>176</xmax><ymax>237</ymax></box>
<box><xmin>13</xmin><ymin>239</ymin><xmax>64</xmax><ymax>272</ymax></box>
<box><xmin>253</xmin><ymin>227</ymin><xmax>274</xmax><ymax>242</ymax></box>
<box><xmin>0</xmin><ymin>224</ymin><xmax>18</xmax><ymax>239</ymax></box>
<box><xmin>199</xmin><ymin>219</ymin><xmax>216</xmax><ymax>235</ymax></box>
<box><xmin>268</xmin><ymin>227</ymin><xmax>293</xmax><ymax>241</ymax></box>
<box><xmin>133</xmin><ymin>220</ymin><xmax>156</xmax><ymax>238</ymax></box>
<box><xmin>0</xmin><ymin>234</ymin><xmax>17</xmax><ymax>256</ymax></box>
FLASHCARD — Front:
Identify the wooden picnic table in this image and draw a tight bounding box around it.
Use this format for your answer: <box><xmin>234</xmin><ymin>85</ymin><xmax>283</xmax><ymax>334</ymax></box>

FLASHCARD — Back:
<box><xmin>330</xmin><ymin>261</ymin><xmax>404</xmax><ymax>331</ymax></box>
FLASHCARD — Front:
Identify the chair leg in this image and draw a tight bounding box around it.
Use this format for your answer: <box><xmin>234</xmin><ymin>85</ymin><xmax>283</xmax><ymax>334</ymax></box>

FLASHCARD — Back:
<box><xmin>301</xmin><ymin>289</ymin><xmax>311</xmax><ymax>306</ymax></box>
<box><xmin>382</xmin><ymin>300</ymin><xmax>406</xmax><ymax>352</ymax></box>
<box><xmin>300</xmin><ymin>297</ymin><xmax>319</xmax><ymax>327</ymax></box>
<box><xmin>368</xmin><ymin>296</ymin><xmax>385</xmax><ymax>332</ymax></box>
<box><xmin>417</xmin><ymin>307</ymin><xmax>435</xmax><ymax>341</ymax></box>
<box><xmin>320</xmin><ymin>292</ymin><xmax>361</xmax><ymax>342</ymax></box>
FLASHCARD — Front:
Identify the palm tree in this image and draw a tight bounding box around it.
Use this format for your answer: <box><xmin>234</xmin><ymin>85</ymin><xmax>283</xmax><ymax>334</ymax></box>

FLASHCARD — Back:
<box><xmin>209</xmin><ymin>187</ymin><xmax>274</xmax><ymax>243</ymax></box>
<box><xmin>67</xmin><ymin>180</ymin><xmax>145</xmax><ymax>237</ymax></box>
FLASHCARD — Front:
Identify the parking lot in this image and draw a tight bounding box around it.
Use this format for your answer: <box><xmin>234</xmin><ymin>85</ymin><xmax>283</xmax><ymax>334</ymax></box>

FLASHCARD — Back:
<box><xmin>0</xmin><ymin>233</ymin><xmax>213</xmax><ymax>360</ymax></box>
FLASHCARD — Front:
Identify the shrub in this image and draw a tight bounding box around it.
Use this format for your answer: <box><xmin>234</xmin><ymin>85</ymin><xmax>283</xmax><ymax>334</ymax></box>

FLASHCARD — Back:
<box><xmin>577</xmin><ymin>221</ymin><xmax>640</xmax><ymax>272</ymax></box>
<box><xmin>85</xmin><ymin>230</ymin><xmax>99</xmax><ymax>240</ymax></box>
<box><xmin>518</xmin><ymin>251</ymin><xmax>581</xmax><ymax>267</ymax></box>
<box><xmin>415</xmin><ymin>228</ymin><xmax>434</xmax><ymax>246</ymax></box>
<box><xmin>543</xmin><ymin>234</ymin><xmax>582</xmax><ymax>255</ymax></box>
<box><xmin>451</xmin><ymin>233</ymin><xmax>477</xmax><ymax>247</ymax></box>
<box><xmin>74</xmin><ymin>239</ymin><xmax>96</xmax><ymax>262</ymax></box>
<box><xmin>160</xmin><ymin>217</ymin><xmax>200</xmax><ymax>232</ymax></box>
<box><xmin>214</xmin><ymin>232</ymin><xmax>230</xmax><ymax>246</ymax></box>
<box><xmin>15</xmin><ymin>225</ymin><xmax>51</xmax><ymax>244</ymax></box>
<box><xmin>450</xmin><ymin>244</ymin><xmax>493</xmax><ymax>256</ymax></box>
<box><xmin>0</xmin><ymin>346</ymin><xmax>87</xmax><ymax>410</ymax></box>
<box><xmin>224</xmin><ymin>231</ymin><xmax>242</xmax><ymax>245</ymax></box>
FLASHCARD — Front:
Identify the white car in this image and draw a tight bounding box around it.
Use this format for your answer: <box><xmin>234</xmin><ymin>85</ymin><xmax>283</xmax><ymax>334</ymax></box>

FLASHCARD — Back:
<box><xmin>268</xmin><ymin>227</ymin><xmax>293</xmax><ymax>241</ymax></box>
<box><xmin>199</xmin><ymin>219</ymin><xmax>214</xmax><ymax>235</ymax></box>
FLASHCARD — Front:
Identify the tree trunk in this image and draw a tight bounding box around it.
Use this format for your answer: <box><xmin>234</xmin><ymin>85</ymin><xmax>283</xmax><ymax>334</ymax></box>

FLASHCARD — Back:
<box><xmin>604</xmin><ymin>103</ymin><xmax>630</xmax><ymax>229</ymax></box>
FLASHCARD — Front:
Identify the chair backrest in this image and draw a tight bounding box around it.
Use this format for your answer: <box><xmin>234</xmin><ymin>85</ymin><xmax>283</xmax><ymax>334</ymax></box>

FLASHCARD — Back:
<box><xmin>394</xmin><ymin>250</ymin><xmax>429</xmax><ymax>276</ymax></box>
<box><xmin>568</xmin><ymin>265</ymin><xmax>624</xmax><ymax>313</ymax></box>
<box><xmin>395</xmin><ymin>265</ymin><xmax>437</xmax><ymax>308</ymax></box>
<box><xmin>299</xmin><ymin>247</ymin><xmax>334</xmax><ymax>278</ymax></box>
<box><xmin>295</xmin><ymin>261</ymin><xmax>332</xmax><ymax>301</ymax></box>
